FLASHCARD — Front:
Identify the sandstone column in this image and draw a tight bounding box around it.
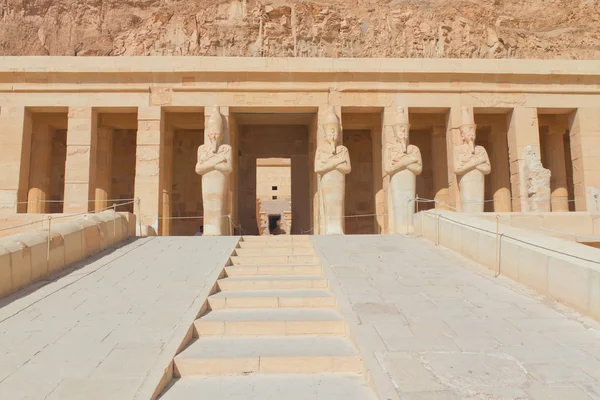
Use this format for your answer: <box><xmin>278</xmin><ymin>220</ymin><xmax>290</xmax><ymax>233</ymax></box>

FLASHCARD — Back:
<box><xmin>371</xmin><ymin>125</ymin><xmax>384</xmax><ymax>233</ymax></box>
<box><xmin>0</xmin><ymin>107</ymin><xmax>32</xmax><ymax>213</ymax></box>
<box><xmin>385</xmin><ymin>107</ymin><xmax>422</xmax><ymax>234</ymax></box>
<box><xmin>431</xmin><ymin>125</ymin><xmax>449</xmax><ymax>209</ymax></box>
<box><xmin>92</xmin><ymin>126</ymin><xmax>113</xmax><ymax>213</ymax></box>
<box><xmin>64</xmin><ymin>107</ymin><xmax>95</xmax><ymax>213</ymax></box>
<box><xmin>506</xmin><ymin>107</ymin><xmax>543</xmax><ymax>212</ymax></box>
<box><xmin>545</xmin><ymin>124</ymin><xmax>570</xmax><ymax>212</ymax></box>
<box><xmin>488</xmin><ymin>123</ymin><xmax>512</xmax><ymax>212</ymax></box>
<box><xmin>134</xmin><ymin>107</ymin><xmax>164</xmax><ymax>232</ymax></box>
<box><xmin>445</xmin><ymin>106</ymin><xmax>462</xmax><ymax>211</ymax></box>
<box><xmin>568</xmin><ymin>108</ymin><xmax>600</xmax><ymax>211</ymax></box>
<box><xmin>380</xmin><ymin>106</ymin><xmax>395</xmax><ymax>233</ymax></box>
<box><xmin>27</xmin><ymin>122</ymin><xmax>53</xmax><ymax>214</ymax></box>
<box><xmin>315</xmin><ymin>105</ymin><xmax>350</xmax><ymax>235</ymax></box>
<box><xmin>454</xmin><ymin>107</ymin><xmax>491</xmax><ymax>213</ymax></box>
<box><xmin>160</xmin><ymin>127</ymin><xmax>174</xmax><ymax>236</ymax></box>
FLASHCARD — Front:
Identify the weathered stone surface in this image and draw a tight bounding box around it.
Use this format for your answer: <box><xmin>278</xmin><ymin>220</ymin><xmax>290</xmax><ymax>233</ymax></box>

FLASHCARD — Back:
<box><xmin>1</xmin><ymin>0</ymin><xmax>599</xmax><ymax>59</ymax></box>
<box><xmin>521</xmin><ymin>145</ymin><xmax>552</xmax><ymax>212</ymax></box>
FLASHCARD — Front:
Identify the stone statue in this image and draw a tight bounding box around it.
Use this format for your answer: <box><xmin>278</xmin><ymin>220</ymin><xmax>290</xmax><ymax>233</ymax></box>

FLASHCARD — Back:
<box><xmin>454</xmin><ymin>107</ymin><xmax>491</xmax><ymax>212</ymax></box>
<box><xmin>195</xmin><ymin>106</ymin><xmax>233</xmax><ymax>236</ymax></box>
<box><xmin>315</xmin><ymin>106</ymin><xmax>351</xmax><ymax>235</ymax></box>
<box><xmin>521</xmin><ymin>145</ymin><xmax>551</xmax><ymax>212</ymax></box>
<box><xmin>384</xmin><ymin>106</ymin><xmax>423</xmax><ymax>234</ymax></box>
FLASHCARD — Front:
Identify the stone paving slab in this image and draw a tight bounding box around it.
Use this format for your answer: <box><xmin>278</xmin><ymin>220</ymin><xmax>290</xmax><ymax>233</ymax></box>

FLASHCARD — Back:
<box><xmin>0</xmin><ymin>236</ymin><xmax>237</xmax><ymax>400</ymax></box>
<box><xmin>312</xmin><ymin>235</ymin><xmax>600</xmax><ymax>400</ymax></box>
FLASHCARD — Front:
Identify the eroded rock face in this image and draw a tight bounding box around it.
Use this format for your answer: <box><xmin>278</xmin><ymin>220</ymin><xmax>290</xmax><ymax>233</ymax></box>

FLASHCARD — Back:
<box><xmin>522</xmin><ymin>146</ymin><xmax>551</xmax><ymax>212</ymax></box>
<box><xmin>0</xmin><ymin>0</ymin><xmax>599</xmax><ymax>58</ymax></box>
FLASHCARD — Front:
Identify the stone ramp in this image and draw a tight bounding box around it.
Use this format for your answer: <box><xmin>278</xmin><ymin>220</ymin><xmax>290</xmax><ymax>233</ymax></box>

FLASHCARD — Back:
<box><xmin>0</xmin><ymin>237</ymin><xmax>238</xmax><ymax>400</ymax></box>
<box><xmin>312</xmin><ymin>235</ymin><xmax>600</xmax><ymax>400</ymax></box>
<box><xmin>158</xmin><ymin>235</ymin><xmax>377</xmax><ymax>399</ymax></box>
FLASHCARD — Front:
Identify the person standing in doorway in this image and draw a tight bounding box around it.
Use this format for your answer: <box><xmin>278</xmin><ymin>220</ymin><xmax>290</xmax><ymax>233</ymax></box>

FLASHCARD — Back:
<box><xmin>194</xmin><ymin>225</ymin><xmax>204</xmax><ymax>236</ymax></box>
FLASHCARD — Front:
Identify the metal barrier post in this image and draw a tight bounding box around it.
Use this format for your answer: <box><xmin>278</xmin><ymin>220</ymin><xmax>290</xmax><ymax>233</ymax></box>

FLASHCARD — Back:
<box><xmin>406</xmin><ymin>197</ymin><xmax>411</xmax><ymax>235</ymax></box>
<box><xmin>495</xmin><ymin>214</ymin><xmax>501</xmax><ymax>277</ymax></box>
<box><xmin>113</xmin><ymin>203</ymin><xmax>117</xmax><ymax>241</ymax></box>
<box><xmin>46</xmin><ymin>216</ymin><xmax>52</xmax><ymax>262</ymax></box>
<box><xmin>135</xmin><ymin>198</ymin><xmax>142</xmax><ymax>236</ymax></box>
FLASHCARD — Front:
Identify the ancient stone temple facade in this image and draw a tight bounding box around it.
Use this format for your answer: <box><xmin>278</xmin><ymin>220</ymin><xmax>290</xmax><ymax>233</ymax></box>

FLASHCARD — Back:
<box><xmin>0</xmin><ymin>57</ymin><xmax>599</xmax><ymax>236</ymax></box>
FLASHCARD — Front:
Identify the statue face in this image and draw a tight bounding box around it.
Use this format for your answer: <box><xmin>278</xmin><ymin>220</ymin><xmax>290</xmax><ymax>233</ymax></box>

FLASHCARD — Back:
<box><xmin>324</xmin><ymin>123</ymin><xmax>340</xmax><ymax>147</ymax></box>
<box><xmin>206</xmin><ymin>122</ymin><xmax>222</xmax><ymax>151</ymax></box>
<box><xmin>393</xmin><ymin>123</ymin><xmax>410</xmax><ymax>143</ymax></box>
<box><xmin>460</xmin><ymin>124</ymin><xmax>476</xmax><ymax>143</ymax></box>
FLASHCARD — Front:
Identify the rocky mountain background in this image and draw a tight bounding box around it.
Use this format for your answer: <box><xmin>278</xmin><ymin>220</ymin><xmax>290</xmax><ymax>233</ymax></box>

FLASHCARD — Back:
<box><xmin>0</xmin><ymin>0</ymin><xmax>598</xmax><ymax>59</ymax></box>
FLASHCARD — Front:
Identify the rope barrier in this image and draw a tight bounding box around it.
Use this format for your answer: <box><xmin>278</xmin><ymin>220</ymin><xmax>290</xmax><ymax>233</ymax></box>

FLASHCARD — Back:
<box><xmin>0</xmin><ymin>200</ymin><xmax>135</xmax><ymax>233</ymax></box>
<box><xmin>416</xmin><ymin>197</ymin><xmax>600</xmax><ymax>266</ymax></box>
<box><xmin>421</xmin><ymin>210</ymin><xmax>600</xmax><ymax>265</ymax></box>
<box><xmin>414</xmin><ymin>197</ymin><xmax>600</xmax><ymax>241</ymax></box>
<box><xmin>0</xmin><ymin>198</ymin><xmax>136</xmax><ymax>206</ymax></box>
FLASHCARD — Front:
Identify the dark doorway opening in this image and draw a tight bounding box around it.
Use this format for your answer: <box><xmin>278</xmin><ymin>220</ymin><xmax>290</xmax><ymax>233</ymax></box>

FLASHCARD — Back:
<box><xmin>269</xmin><ymin>214</ymin><xmax>281</xmax><ymax>234</ymax></box>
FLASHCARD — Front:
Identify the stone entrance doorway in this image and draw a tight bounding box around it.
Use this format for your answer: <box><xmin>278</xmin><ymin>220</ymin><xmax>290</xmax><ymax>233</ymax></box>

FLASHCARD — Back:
<box><xmin>235</xmin><ymin>111</ymin><xmax>312</xmax><ymax>236</ymax></box>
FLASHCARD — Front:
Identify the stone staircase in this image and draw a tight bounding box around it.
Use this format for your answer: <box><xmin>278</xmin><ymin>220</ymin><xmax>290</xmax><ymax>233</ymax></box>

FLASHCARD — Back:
<box><xmin>159</xmin><ymin>235</ymin><xmax>378</xmax><ymax>400</ymax></box>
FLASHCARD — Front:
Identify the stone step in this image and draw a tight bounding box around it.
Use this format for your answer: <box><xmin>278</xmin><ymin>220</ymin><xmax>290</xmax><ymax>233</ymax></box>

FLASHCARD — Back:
<box><xmin>208</xmin><ymin>289</ymin><xmax>336</xmax><ymax>309</ymax></box>
<box><xmin>234</xmin><ymin>247</ymin><xmax>315</xmax><ymax>256</ymax></box>
<box><xmin>238</xmin><ymin>240</ymin><xmax>313</xmax><ymax>249</ymax></box>
<box><xmin>195</xmin><ymin>308</ymin><xmax>346</xmax><ymax>336</ymax></box>
<box><xmin>160</xmin><ymin>374</ymin><xmax>378</xmax><ymax>400</ymax></box>
<box><xmin>224</xmin><ymin>265</ymin><xmax>322</xmax><ymax>277</ymax></box>
<box><xmin>217</xmin><ymin>276</ymin><xmax>328</xmax><ymax>291</ymax></box>
<box><xmin>230</xmin><ymin>255</ymin><xmax>319</xmax><ymax>265</ymax></box>
<box><xmin>241</xmin><ymin>235</ymin><xmax>311</xmax><ymax>242</ymax></box>
<box><xmin>174</xmin><ymin>336</ymin><xmax>362</xmax><ymax>376</ymax></box>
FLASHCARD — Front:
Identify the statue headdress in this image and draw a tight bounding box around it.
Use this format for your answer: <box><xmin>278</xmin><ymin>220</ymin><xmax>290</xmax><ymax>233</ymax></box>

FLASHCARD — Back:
<box><xmin>206</xmin><ymin>105</ymin><xmax>223</xmax><ymax>134</ymax></box>
<box><xmin>460</xmin><ymin>106</ymin><xmax>475</xmax><ymax>126</ymax></box>
<box><xmin>323</xmin><ymin>105</ymin><xmax>340</xmax><ymax>127</ymax></box>
<box><xmin>396</xmin><ymin>106</ymin><xmax>409</xmax><ymax>125</ymax></box>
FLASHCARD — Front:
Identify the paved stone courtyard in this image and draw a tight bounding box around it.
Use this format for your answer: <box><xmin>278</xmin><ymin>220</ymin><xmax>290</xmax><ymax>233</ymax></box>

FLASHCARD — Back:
<box><xmin>313</xmin><ymin>235</ymin><xmax>600</xmax><ymax>400</ymax></box>
<box><xmin>0</xmin><ymin>234</ymin><xmax>599</xmax><ymax>399</ymax></box>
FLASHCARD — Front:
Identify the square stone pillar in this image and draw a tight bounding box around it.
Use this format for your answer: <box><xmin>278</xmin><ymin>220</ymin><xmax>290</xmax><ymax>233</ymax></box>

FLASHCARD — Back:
<box><xmin>381</xmin><ymin>106</ymin><xmax>395</xmax><ymax>234</ymax></box>
<box><xmin>544</xmin><ymin>121</ymin><xmax>570</xmax><ymax>212</ymax></box>
<box><xmin>568</xmin><ymin>108</ymin><xmax>600</xmax><ymax>211</ymax></box>
<box><xmin>160</xmin><ymin>127</ymin><xmax>174</xmax><ymax>236</ymax></box>
<box><xmin>431</xmin><ymin>125</ymin><xmax>450</xmax><ymax>209</ymax></box>
<box><xmin>506</xmin><ymin>107</ymin><xmax>542</xmax><ymax>212</ymax></box>
<box><xmin>445</xmin><ymin>106</ymin><xmax>462</xmax><ymax>212</ymax></box>
<box><xmin>0</xmin><ymin>107</ymin><xmax>32</xmax><ymax>213</ymax></box>
<box><xmin>371</xmin><ymin>125</ymin><xmax>384</xmax><ymax>233</ymax></box>
<box><xmin>488</xmin><ymin>123</ymin><xmax>512</xmax><ymax>212</ymax></box>
<box><xmin>134</xmin><ymin>106</ymin><xmax>164</xmax><ymax>231</ymax></box>
<box><xmin>309</xmin><ymin>114</ymin><xmax>319</xmax><ymax>234</ymax></box>
<box><xmin>64</xmin><ymin>107</ymin><xmax>96</xmax><ymax>213</ymax></box>
<box><xmin>27</xmin><ymin>121</ymin><xmax>53</xmax><ymax>214</ymax></box>
<box><xmin>91</xmin><ymin>126</ymin><xmax>113</xmax><ymax>213</ymax></box>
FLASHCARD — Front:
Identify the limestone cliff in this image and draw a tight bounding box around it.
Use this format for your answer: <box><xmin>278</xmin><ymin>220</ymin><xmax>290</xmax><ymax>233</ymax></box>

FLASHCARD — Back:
<box><xmin>0</xmin><ymin>0</ymin><xmax>599</xmax><ymax>59</ymax></box>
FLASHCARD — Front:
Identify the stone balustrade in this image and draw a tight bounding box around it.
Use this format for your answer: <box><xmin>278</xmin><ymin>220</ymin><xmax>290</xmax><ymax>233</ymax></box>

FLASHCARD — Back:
<box><xmin>414</xmin><ymin>209</ymin><xmax>600</xmax><ymax>322</ymax></box>
<box><xmin>0</xmin><ymin>210</ymin><xmax>136</xmax><ymax>299</ymax></box>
